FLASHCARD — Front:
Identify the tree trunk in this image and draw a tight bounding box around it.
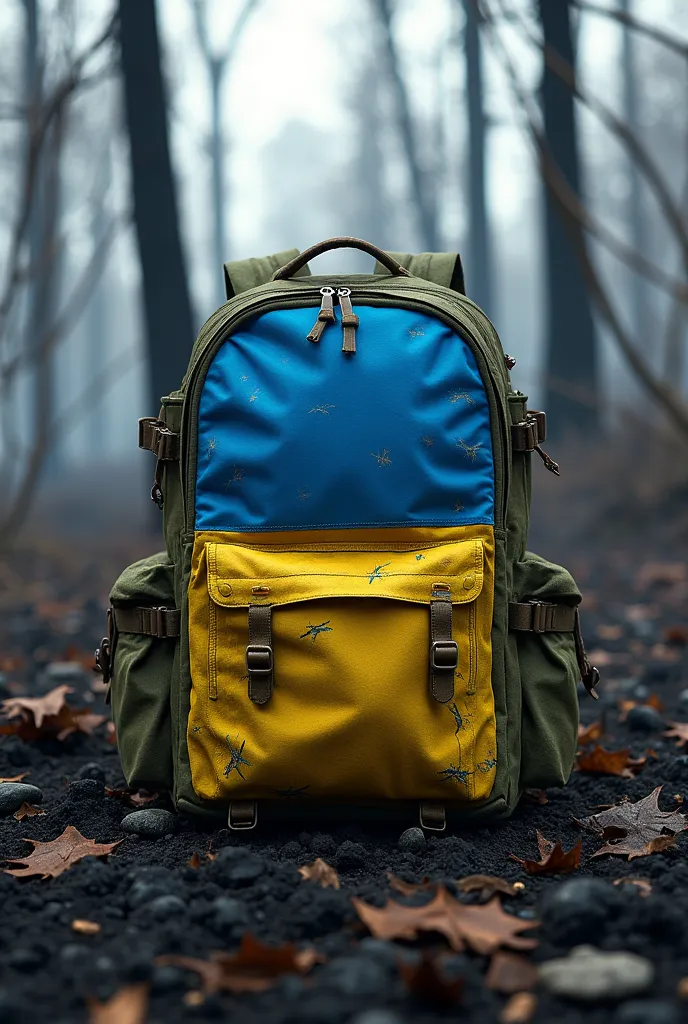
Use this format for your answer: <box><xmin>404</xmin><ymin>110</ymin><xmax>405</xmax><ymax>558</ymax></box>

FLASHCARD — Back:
<box><xmin>539</xmin><ymin>0</ymin><xmax>598</xmax><ymax>437</ymax></box>
<box><xmin>463</xmin><ymin>0</ymin><xmax>492</xmax><ymax>315</ymax></box>
<box><xmin>118</xmin><ymin>0</ymin><xmax>194</xmax><ymax>417</ymax></box>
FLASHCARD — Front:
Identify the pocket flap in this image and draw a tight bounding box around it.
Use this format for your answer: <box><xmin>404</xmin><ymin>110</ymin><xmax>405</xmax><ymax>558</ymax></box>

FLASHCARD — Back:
<box><xmin>206</xmin><ymin>539</ymin><xmax>484</xmax><ymax>608</ymax></box>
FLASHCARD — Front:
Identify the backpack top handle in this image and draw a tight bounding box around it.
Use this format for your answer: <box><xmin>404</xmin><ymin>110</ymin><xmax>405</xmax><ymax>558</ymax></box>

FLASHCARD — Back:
<box><xmin>272</xmin><ymin>236</ymin><xmax>412</xmax><ymax>281</ymax></box>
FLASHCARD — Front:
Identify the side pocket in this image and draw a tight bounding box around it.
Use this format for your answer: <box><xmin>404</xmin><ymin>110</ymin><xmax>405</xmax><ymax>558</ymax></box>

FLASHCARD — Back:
<box><xmin>109</xmin><ymin>552</ymin><xmax>177</xmax><ymax>790</ymax></box>
<box><xmin>513</xmin><ymin>551</ymin><xmax>580</xmax><ymax>790</ymax></box>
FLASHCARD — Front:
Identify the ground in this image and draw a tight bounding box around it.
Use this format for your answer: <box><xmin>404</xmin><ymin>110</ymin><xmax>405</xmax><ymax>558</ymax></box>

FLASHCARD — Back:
<box><xmin>0</xmin><ymin>538</ymin><xmax>687</xmax><ymax>1023</ymax></box>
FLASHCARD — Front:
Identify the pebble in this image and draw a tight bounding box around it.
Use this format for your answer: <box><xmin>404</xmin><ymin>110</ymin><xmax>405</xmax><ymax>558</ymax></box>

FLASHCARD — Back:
<box><xmin>538</xmin><ymin>945</ymin><xmax>654</xmax><ymax>1000</ymax></box>
<box><xmin>150</xmin><ymin>965</ymin><xmax>190</xmax><ymax>994</ymax></box>
<box><xmin>120</xmin><ymin>809</ymin><xmax>178</xmax><ymax>838</ymax></box>
<box><xmin>212</xmin><ymin>896</ymin><xmax>249</xmax><ymax>929</ymax></box>
<box><xmin>626</xmin><ymin>706</ymin><xmax>665</xmax><ymax>732</ymax></box>
<box><xmin>321</xmin><ymin>954</ymin><xmax>390</xmax><ymax>996</ymax></box>
<box><xmin>541</xmin><ymin>878</ymin><xmax>623</xmax><ymax>945</ymax></box>
<box><xmin>398</xmin><ymin>827</ymin><xmax>426</xmax><ymax>852</ymax></box>
<box><xmin>615</xmin><ymin>1001</ymin><xmax>679</xmax><ymax>1024</ymax></box>
<box><xmin>224</xmin><ymin>859</ymin><xmax>264</xmax><ymax>887</ymax></box>
<box><xmin>147</xmin><ymin>895</ymin><xmax>187</xmax><ymax>921</ymax></box>
<box><xmin>0</xmin><ymin>783</ymin><xmax>44</xmax><ymax>815</ymax></box>
<box><xmin>335</xmin><ymin>840</ymin><xmax>367</xmax><ymax>871</ymax></box>
<box><xmin>77</xmin><ymin>762</ymin><xmax>106</xmax><ymax>783</ymax></box>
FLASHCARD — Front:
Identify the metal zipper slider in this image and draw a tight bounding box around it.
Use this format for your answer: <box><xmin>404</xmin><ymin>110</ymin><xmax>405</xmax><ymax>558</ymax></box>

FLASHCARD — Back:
<box><xmin>307</xmin><ymin>287</ymin><xmax>335</xmax><ymax>343</ymax></box>
<box><xmin>534</xmin><ymin>444</ymin><xmax>560</xmax><ymax>475</ymax></box>
<box><xmin>337</xmin><ymin>288</ymin><xmax>359</xmax><ymax>353</ymax></box>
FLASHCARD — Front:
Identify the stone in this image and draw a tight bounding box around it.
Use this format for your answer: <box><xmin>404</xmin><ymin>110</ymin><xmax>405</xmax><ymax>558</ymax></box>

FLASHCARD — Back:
<box><xmin>615</xmin><ymin>1001</ymin><xmax>679</xmax><ymax>1024</ymax></box>
<box><xmin>626</xmin><ymin>706</ymin><xmax>665</xmax><ymax>732</ymax></box>
<box><xmin>335</xmin><ymin>840</ymin><xmax>366</xmax><ymax>871</ymax></box>
<box><xmin>212</xmin><ymin>896</ymin><xmax>249</xmax><ymax>930</ymax></box>
<box><xmin>68</xmin><ymin>779</ymin><xmax>104</xmax><ymax>802</ymax></box>
<box><xmin>146</xmin><ymin>895</ymin><xmax>187</xmax><ymax>922</ymax></box>
<box><xmin>0</xmin><ymin>783</ymin><xmax>43</xmax><ymax>815</ymax></box>
<box><xmin>120</xmin><ymin>809</ymin><xmax>177</xmax><ymax>838</ymax></box>
<box><xmin>77</xmin><ymin>762</ymin><xmax>106</xmax><ymax>783</ymax></box>
<box><xmin>321</xmin><ymin>954</ymin><xmax>389</xmax><ymax>996</ymax></box>
<box><xmin>127</xmin><ymin>878</ymin><xmax>176</xmax><ymax>910</ymax></box>
<box><xmin>150</xmin><ymin>965</ymin><xmax>190</xmax><ymax>994</ymax></box>
<box><xmin>538</xmin><ymin>945</ymin><xmax>654</xmax><ymax>1001</ymax></box>
<box><xmin>541</xmin><ymin>877</ymin><xmax>624</xmax><ymax>946</ymax></box>
<box><xmin>398</xmin><ymin>827</ymin><xmax>426</xmax><ymax>852</ymax></box>
<box><xmin>224</xmin><ymin>859</ymin><xmax>264</xmax><ymax>887</ymax></box>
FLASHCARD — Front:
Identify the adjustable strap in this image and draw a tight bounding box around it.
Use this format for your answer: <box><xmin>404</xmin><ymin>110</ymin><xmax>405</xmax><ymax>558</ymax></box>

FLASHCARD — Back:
<box><xmin>112</xmin><ymin>606</ymin><xmax>181</xmax><ymax>638</ymax></box>
<box><xmin>511</xmin><ymin>410</ymin><xmax>547</xmax><ymax>451</ymax></box>
<box><xmin>246</xmin><ymin>605</ymin><xmax>274</xmax><ymax>705</ymax></box>
<box><xmin>374</xmin><ymin>251</ymin><xmax>465</xmax><ymax>294</ymax></box>
<box><xmin>429</xmin><ymin>587</ymin><xmax>458</xmax><ymax>704</ymax></box>
<box><xmin>138</xmin><ymin>418</ymin><xmax>179</xmax><ymax>460</ymax></box>
<box><xmin>419</xmin><ymin>801</ymin><xmax>446</xmax><ymax>831</ymax></box>
<box><xmin>509</xmin><ymin>601</ymin><xmax>600</xmax><ymax>699</ymax></box>
<box><xmin>228</xmin><ymin>800</ymin><xmax>258</xmax><ymax>830</ymax></box>
<box><xmin>223</xmin><ymin>248</ymin><xmax>311</xmax><ymax>300</ymax></box>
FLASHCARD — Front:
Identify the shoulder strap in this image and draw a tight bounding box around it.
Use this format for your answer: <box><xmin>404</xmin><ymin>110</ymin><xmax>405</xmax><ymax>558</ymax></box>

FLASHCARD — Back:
<box><xmin>223</xmin><ymin>248</ymin><xmax>311</xmax><ymax>300</ymax></box>
<box><xmin>373</xmin><ymin>251</ymin><xmax>465</xmax><ymax>295</ymax></box>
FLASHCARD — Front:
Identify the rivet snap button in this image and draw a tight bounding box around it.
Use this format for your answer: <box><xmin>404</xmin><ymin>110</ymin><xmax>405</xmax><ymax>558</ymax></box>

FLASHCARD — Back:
<box><xmin>218</xmin><ymin>582</ymin><xmax>233</xmax><ymax>596</ymax></box>
<box><xmin>463</xmin><ymin>574</ymin><xmax>475</xmax><ymax>590</ymax></box>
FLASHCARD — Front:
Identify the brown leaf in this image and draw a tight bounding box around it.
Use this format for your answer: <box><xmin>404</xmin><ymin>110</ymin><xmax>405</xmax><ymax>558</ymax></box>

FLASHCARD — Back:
<box><xmin>398</xmin><ymin>952</ymin><xmax>463</xmax><ymax>1006</ymax></box>
<box><xmin>456</xmin><ymin>875</ymin><xmax>520</xmax><ymax>902</ymax></box>
<box><xmin>575</xmin><ymin>745</ymin><xmax>646</xmax><ymax>778</ymax></box>
<box><xmin>352</xmin><ymin>887</ymin><xmax>538</xmax><ymax>955</ymax></box>
<box><xmin>72</xmin><ymin>919</ymin><xmax>101</xmax><ymax>935</ymax></box>
<box><xmin>298</xmin><ymin>858</ymin><xmax>340</xmax><ymax>890</ymax></box>
<box><xmin>87</xmin><ymin>983</ymin><xmax>148</xmax><ymax>1024</ymax></box>
<box><xmin>105</xmin><ymin>787</ymin><xmax>158</xmax><ymax>809</ymax></box>
<box><xmin>0</xmin><ymin>684</ymin><xmax>73</xmax><ymax>728</ymax></box>
<box><xmin>0</xmin><ymin>684</ymin><xmax>105</xmax><ymax>742</ymax></box>
<box><xmin>387</xmin><ymin>873</ymin><xmax>435</xmax><ymax>896</ymax></box>
<box><xmin>188</xmin><ymin>851</ymin><xmax>202</xmax><ymax>870</ymax></box>
<box><xmin>577</xmin><ymin>720</ymin><xmax>604</xmax><ymax>746</ymax></box>
<box><xmin>522</xmin><ymin>789</ymin><xmax>549</xmax><ymax>806</ymax></box>
<box><xmin>485</xmin><ymin>951</ymin><xmax>538</xmax><ymax>994</ymax></box>
<box><xmin>3</xmin><ymin>825</ymin><xmax>122</xmax><ymax>879</ymax></box>
<box><xmin>0</xmin><ymin>773</ymin><xmax>29</xmax><ymax>783</ymax></box>
<box><xmin>500</xmin><ymin>992</ymin><xmax>538</xmax><ymax>1024</ymax></box>
<box><xmin>158</xmin><ymin>935</ymin><xmax>321</xmax><ymax>994</ymax></box>
<box><xmin>618</xmin><ymin>694</ymin><xmax>664</xmax><ymax>722</ymax></box>
<box><xmin>663</xmin><ymin>722</ymin><xmax>688</xmax><ymax>748</ymax></box>
<box><xmin>105</xmin><ymin>722</ymin><xmax>117</xmax><ymax>745</ymax></box>
<box><xmin>12</xmin><ymin>802</ymin><xmax>45</xmax><ymax>821</ymax></box>
<box><xmin>580</xmin><ymin>786</ymin><xmax>687</xmax><ymax>860</ymax></box>
<box><xmin>612</xmin><ymin>877</ymin><xmax>652</xmax><ymax>897</ymax></box>
<box><xmin>510</xmin><ymin>831</ymin><xmax>582</xmax><ymax>876</ymax></box>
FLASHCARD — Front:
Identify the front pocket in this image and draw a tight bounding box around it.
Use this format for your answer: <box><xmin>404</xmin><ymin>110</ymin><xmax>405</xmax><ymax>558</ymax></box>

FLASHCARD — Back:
<box><xmin>109</xmin><ymin>552</ymin><xmax>177</xmax><ymax>791</ymax></box>
<box><xmin>187</xmin><ymin>533</ymin><xmax>497</xmax><ymax>805</ymax></box>
<box><xmin>513</xmin><ymin>551</ymin><xmax>581</xmax><ymax>790</ymax></box>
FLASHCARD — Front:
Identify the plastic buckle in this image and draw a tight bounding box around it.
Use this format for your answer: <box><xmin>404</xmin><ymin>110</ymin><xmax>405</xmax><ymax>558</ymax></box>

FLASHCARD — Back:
<box><xmin>246</xmin><ymin>645</ymin><xmax>274</xmax><ymax>674</ymax></box>
<box><xmin>527</xmin><ymin>409</ymin><xmax>547</xmax><ymax>443</ymax></box>
<box><xmin>512</xmin><ymin>419</ymin><xmax>538</xmax><ymax>452</ymax></box>
<box><xmin>94</xmin><ymin>607</ymin><xmax>114</xmax><ymax>685</ymax></box>
<box><xmin>419</xmin><ymin>801</ymin><xmax>446</xmax><ymax>832</ymax></box>
<box><xmin>430</xmin><ymin>640</ymin><xmax>459</xmax><ymax>671</ymax></box>
<box><xmin>228</xmin><ymin>800</ymin><xmax>258</xmax><ymax>831</ymax></box>
<box><xmin>138</xmin><ymin>417</ymin><xmax>160</xmax><ymax>451</ymax></box>
<box><xmin>529</xmin><ymin>601</ymin><xmax>555</xmax><ymax>633</ymax></box>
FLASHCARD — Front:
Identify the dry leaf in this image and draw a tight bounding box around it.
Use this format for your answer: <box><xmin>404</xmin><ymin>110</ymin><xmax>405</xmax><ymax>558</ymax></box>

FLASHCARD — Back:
<box><xmin>298</xmin><ymin>858</ymin><xmax>340</xmax><ymax>890</ymax></box>
<box><xmin>456</xmin><ymin>875</ymin><xmax>520</xmax><ymax>902</ymax></box>
<box><xmin>387</xmin><ymin>873</ymin><xmax>435</xmax><ymax>896</ymax></box>
<box><xmin>0</xmin><ymin>773</ymin><xmax>29</xmax><ymax>783</ymax></box>
<box><xmin>663</xmin><ymin>722</ymin><xmax>688</xmax><ymax>748</ymax></box>
<box><xmin>522</xmin><ymin>789</ymin><xmax>548</xmax><ymax>806</ymax></box>
<box><xmin>485</xmin><ymin>951</ymin><xmax>538</xmax><ymax>994</ymax></box>
<box><xmin>87</xmin><ymin>983</ymin><xmax>148</xmax><ymax>1024</ymax></box>
<box><xmin>3</xmin><ymin>825</ymin><xmax>122</xmax><ymax>879</ymax></box>
<box><xmin>0</xmin><ymin>684</ymin><xmax>105</xmax><ymax>742</ymax></box>
<box><xmin>510</xmin><ymin>831</ymin><xmax>582</xmax><ymax>876</ymax></box>
<box><xmin>577</xmin><ymin>720</ymin><xmax>604</xmax><ymax>746</ymax></box>
<box><xmin>500</xmin><ymin>991</ymin><xmax>538</xmax><ymax>1024</ymax></box>
<box><xmin>352</xmin><ymin>887</ymin><xmax>538</xmax><ymax>955</ymax></box>
<box><xmin>72</xmin><ymin>919</ymin><xmax>101</xmax><ymax>935</ymax></box>
<box><xmin>157</xmin><ymin>934</ymin><xmax>322</xmax><ymax>994</ymax></box>
<box><xmin>575</xmin><ymin>745</ymin><xmax>646</xmax><ymax>778</ymax></box>
<box><xmin>612</xmin><ymin>877</ymin><xmax>652</xmax><ymax>897</ymax></box>
<box><xmin>105</xmin><ymin>722</ymin><xmax>117</xmax><ymax>745</ymax></box>
<box><xmin>398</xmin><ymin>953</ymin><xmax>463</xmax><ymax>1006</ymax></box>
<box><xmin>13</xmin><ymin>802</ymin><xmax>45</xmax><ymax>821</ymax></box>
<box><xmin>578</xmin><ymin>786</ymin><xmax>687</xmax><ymax>860</ymax></box>
<box><xmin>618</xmin><ymin>694</ymin><xmax>663</xmax><ymax>722</ymax></box>
<box><xmin>104</xmin><ymin>787</ymin><xmax>158</xmax><ymax>808</ymax></box>
<box><xmin>188</xmin><ymin>851</ymin><xmax>201</xmax><ymax>870</ymax></box>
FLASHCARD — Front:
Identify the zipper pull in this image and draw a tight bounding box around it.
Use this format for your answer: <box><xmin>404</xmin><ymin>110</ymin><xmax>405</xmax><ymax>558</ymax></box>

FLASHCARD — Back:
<box><xmin>534</xmin><ymin>444</ymin><xmax>560</xmax><ymax>475</ymax></box>
<box><xmin>307</xmin><ymin>287</ymin><xmax>335</xmax><ymax>343</ymax></box>
<box><xmin>337</xmin><ymin>288</ymin><xmax>359</xmax><ymax>353</ymax></box>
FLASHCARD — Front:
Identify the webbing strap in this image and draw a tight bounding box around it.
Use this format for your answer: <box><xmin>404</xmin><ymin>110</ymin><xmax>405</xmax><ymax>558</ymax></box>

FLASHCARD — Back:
<box><xmin>138</xmin><ymin>418</ymin><xmax>179</xmax><ymax>460</ymax></box>
<box><xmin>246</xmin><ymin>605</ymin><xmax>274</xmax><ymax>705</ymax></box>
<box><xmin>373</xmin><ymin>251</ymin><xmax>465</xmax><ymax>294</ymax></box>
<box><xmin>508</xmin><ymin>601</ymin><xmax>576</xmax><ymax>633</ymax></box>
<box><xmin>429</xmin><ymin>591</ymin><xmax>458</xmax><ymax>703</ymax></box>
<box><xmin>223</xmin><ymin>248</ymin><xmax>311</xmax><ymax>300</ymax></box>
<box><xmin>113</xmin><ymin>606</ymin><xmax>180</xmax><ymax>638</ymax></box>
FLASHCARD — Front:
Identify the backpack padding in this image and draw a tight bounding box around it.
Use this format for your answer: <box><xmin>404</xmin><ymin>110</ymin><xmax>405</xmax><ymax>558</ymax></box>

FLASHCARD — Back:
<box><xmin>373</xmin><ymin>251</ymin><xmax>466</xmax><ymax>295</ymax></box>
<box><xmin>223</xmin><ymin>248</ymin><xmax>311</xmax><ymax>300</ymax></box>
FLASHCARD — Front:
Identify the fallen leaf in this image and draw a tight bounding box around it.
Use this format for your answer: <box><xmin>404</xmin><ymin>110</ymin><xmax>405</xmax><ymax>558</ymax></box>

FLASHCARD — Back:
<box><xmin>618</xmin><ymin>694</ymin><xmax>664</xmax><ymax>722</ymax></box>
<box><xmin>72</xmin><ymin>919</ymin><xmax>101</xmax><ymax>935</ymax></box>
<box><xmin>398</xmin><ymin>952</ymin><xmax>463</xmax><ymax>1006</ymax></box>
<box><xmin>500</xmin><ymin>991</ymin><xmax>538</xmax><ymax>1024</ymax></box>
<box><xmin>577</xmin><ymin>720</ymin><xmax>604</xmax><ymax>746</ymax></box>
<box><xmin>663</xmin><ymin>722</ymin><xmax>688</xmax><ymax>748</ymax></box>
<box><xmin>87</xmin><ymin>983</ymin><xmax>148</xmax><ymax>1024</ymax></box>
<box><xmin>13</xmin><ymin>802</ymin><xmax>45</xmax><ymax>821</ymax></box>
<box><xmin>522</xmin><ymin>789</ymin><xmax>548</xmax><ymax>806</ymax></box>
<box><xmin>352</xmin><ymin>887</ymin><xmax>538</xmax><ymax>955</ymax></box>
<box><xmin>675</xmin><ymin>794</ymin><xmax>684</xmax><ymax>805</ymax></box>
<box><xmin>612</xmin><ymin>877</ymin><xmax>652</xmax><ymax>897</ymax></box>
<box><xmin>0</xmin><ymin>684</ymin><xmax>73</xmax><ymax>728</ymax></box>
<box><xmin>456</xmin><ymin>875</ymin><xmax>520</xmax><ymax>902</ymax></box>
<box><xmin>157</xmin><ymin>934</ymin><xmax>322</xmax><ymax>994</ymax></box>
<box><xmin>298</xmin><ymin>858</ymin><xmax>340</xmax><ymax>889</ymax></box>
<box><xmin>188</xmin><ymin>851</ymin><xmax>201</xmax><ymax>870</ymax></box>
<box><xmin>104</xmin><ymin>787</ymin><xmax>158</xmax><ymax>808</ymax></box>
<box><xmin>649</xmin><ymin>643</ymin><xmax>681</xmax><ymax>663</ymax></box>
<box><xmin>105</xmin><ymin>722</ymin><xmax>117</xmax><ymax>745</ymax></box>
<box><xmin>509</xmin><ymin>831</ymin><xmax>581</xmax><ymax>876</ymax></box>
<box><xmin>387</xmin><ymin>873</ymin><xmax>435</xmax><ymax>896</ymax></box>
<box><xmin>578</xmin><ymin>786</ymin><xmax>687</xmax><ymax>860</ymax></box>
<box><xmin>0</xmin><ymin>773</ymin><xmax>29</xmax><ymax>783</ymax></box>
<box><xmin>0</xmin><ymin>684</ymin><xmax>105</xmax><ymax>742</ymax></box>
<box><xmin>575</xmin><ymin>745</ymin><xmax>646</xmax><ymax>778</ymax></box>
<box><xmin>3</xmin><ymin>825</ymin><xmax>122</xmax><ymax>879</ymax></box>
<box><xmin>485</xmin><ymin>951</ymin><xmax>538</xmax><ymax>994</ymax></box>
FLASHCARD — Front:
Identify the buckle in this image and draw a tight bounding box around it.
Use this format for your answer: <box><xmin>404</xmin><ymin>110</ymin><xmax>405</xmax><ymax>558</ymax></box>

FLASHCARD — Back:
<box><xmin>419</xmin><ymin>801</ymin><xmax>446</xmax><ymax>832</ymax></box>
<box><xmin>140</xmin><ymin>607</ymin><xmax>173</xmax><ymax>638</ymax></box>
<box><xmin>94</xmin><ymin>608</ymin><xmax>115</xmax><ymax>685</ymax></box>
<box><xmin>431</xmin><ymin>640</ymin><xmax>459</xmax><ymax>671</ymax></box>
<box><xmin>527</xmin><ymin>410</ymin><xmax>547</xmax><ymax>443</ymax></box>
<box><xmin>246</xmin><ymin>644</ymin><xmax>273</xmax><ymax>674</ymax></box>
<box><xmin>511</xmin><ymin>419</ymin><xmax>538</xmax><ymax>452</ymax></box>
<box><xmin>228</xmin><ymin>800</ymin><xmax>258</xmax><ymax>830</ymax></box>
<box><xmin>529</xmin><ymin>601</ymin><xmax>556</xmax><ymax>633</ymax></box>
<box><xmin>138</xmin><ymin>417</ymin><xmax>178</xmax><ymax>460</ymax></box>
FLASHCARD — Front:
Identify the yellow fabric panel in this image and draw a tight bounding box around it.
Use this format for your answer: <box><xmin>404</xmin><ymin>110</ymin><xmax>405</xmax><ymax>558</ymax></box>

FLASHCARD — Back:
<box><xmin>188</xmin><ymin>525</ymin><xmax>496</xmax><ymax>805</ymax></box>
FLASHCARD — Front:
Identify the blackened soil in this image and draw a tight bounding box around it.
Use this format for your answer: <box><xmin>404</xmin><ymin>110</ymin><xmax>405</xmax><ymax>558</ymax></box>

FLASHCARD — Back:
<box><xmin>1</xmin><ymin>543</ymin><xmax>687</xmax><ymax>1023</ymax></box>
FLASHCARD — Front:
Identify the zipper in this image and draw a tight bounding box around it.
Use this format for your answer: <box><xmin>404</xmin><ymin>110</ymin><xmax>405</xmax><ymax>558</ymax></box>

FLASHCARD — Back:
<box><xmin>307</xmin><ymin>287</ymin><xmax>335</xmax><ymax>343</ymax></box>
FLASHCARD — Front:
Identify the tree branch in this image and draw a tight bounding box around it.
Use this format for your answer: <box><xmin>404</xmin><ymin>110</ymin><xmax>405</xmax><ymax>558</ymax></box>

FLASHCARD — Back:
<box><xmin>572</xmin><ymin>1</ymin><xmax>688</xmax><ymax>60</ymax></box>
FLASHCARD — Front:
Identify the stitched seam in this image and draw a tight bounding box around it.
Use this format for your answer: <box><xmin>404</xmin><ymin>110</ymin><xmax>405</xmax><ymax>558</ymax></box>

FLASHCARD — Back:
<box><xmin>209</xmin><ymin>592</ymin><xmax>479</xmax><ymax>607</ymax></box>
<box><xmin>206</xmin><ymin>539</ymin><xmax>489</xmax><ymax>553</ymax></box>
<box><xmin>196</xmin><ymin>516</ymin><xmax>495</xmax><ymax>532</ymax></box>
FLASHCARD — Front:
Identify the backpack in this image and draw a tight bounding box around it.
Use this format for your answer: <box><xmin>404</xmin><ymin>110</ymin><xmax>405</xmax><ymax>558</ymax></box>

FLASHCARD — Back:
<box><xmin>96</xmin><ymin>236</ymin><xmax>599</xmax><ymax>832</ymax></box>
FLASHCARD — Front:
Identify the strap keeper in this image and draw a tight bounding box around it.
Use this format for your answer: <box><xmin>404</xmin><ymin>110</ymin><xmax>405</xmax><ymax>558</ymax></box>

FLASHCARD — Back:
<box><xmin>138</xmin><ymin>417</ymin><xmax>179</xmax><ymax>460</ymax></box>
<box><xmin>511</xmin><ymin>410</ymin><xmax>547</xmax><ymax>452</ymax></box>
<box><xmin>508</xmin><ymin>600</ymin><xmax>576</xmax><ymax>633</ymax></box>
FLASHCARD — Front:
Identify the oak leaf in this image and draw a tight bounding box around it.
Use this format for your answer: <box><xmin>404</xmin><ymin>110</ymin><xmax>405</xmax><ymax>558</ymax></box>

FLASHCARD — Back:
<box><xmin>500</xmin><ymin>992</ymin><xmax>538</xmax><ymax>1024</ymax></box>
<box><xmin>0</xmin><ymin>684</ymin><xmax>105</xmax><ymax>741</ymax></box>
<box><xmin>298</xmin><ymin>857</ymin><xmax>340</xmax><ymax>889</ymax></box>
<box><xmin>485</xmin><ymin>951</ymin><xmax>538</xmax><ymax>994</ymax></box>
<box><xmin>578</xmin><ymin>786</ymin><xmax>687</xmax><ymax>860</ymax></box>
<box><xmin>13</xmin><ymin>802</ymin><xmax>45</xmax><ymax>821</ymax></box>
<box><xmin>87</xmin><ymin>983</ymin><xmax>148</xmax><ymax>1024</ymax></box>
<box><xmin>2</xmin><ymin>825</ymin><xmax>122</xmax><ymax>879</ymax></box>
<box><xmin>387</xmin><ymin>873</ymin><xmax>435</xmax><ymax>896</ymax></box>
<box><xmin>510</xmin><ymin>831</ymin><xmax>581</xmax><ymax>876</ymax></box>
<box><xmin>398</xmin><ymin>952</ymin><xmax>463</xmax><ymax>1006</ymax></box>
<box><xmin>456</xmin><ymin>875</ymin><xmax>521</xmax><ymax>902</ymax></box>
<box><xmin>575</xmin><ymin>745</ymin><xmax>646</xmax><ymax>778</ymax></box>
<box><xmin>157</xmin><ymin>934</ymin><xmax>322</xmax><ymax>995</ymax></box>
<box><xmin>352</xmin><ymin>887</ymin><xmax>538</xmax><ymax>955</ymax></box>
<box><xmin>663</xmin><ymin>722</ymin><xmax>688</xmax><ymax>748</ymax></box>
<box><xmin>577</xmin><ymin>720</ymin><xmax>604</xmax><ymax>746</ymax></box>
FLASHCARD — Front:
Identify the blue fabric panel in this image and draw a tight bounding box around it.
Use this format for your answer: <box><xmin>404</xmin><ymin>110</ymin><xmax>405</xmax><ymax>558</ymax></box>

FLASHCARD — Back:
<box><xmin>195</xmin><ymin>305</ymin><xmax>494</xmax><ymax>531</ymax></box>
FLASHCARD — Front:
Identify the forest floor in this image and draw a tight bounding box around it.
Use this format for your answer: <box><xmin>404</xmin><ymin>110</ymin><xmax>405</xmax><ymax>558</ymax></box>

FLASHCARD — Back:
<box><xmin>0</xmin><ymin>536</ymin><xmax>687</xmax><ymax>1024</ymax></box>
